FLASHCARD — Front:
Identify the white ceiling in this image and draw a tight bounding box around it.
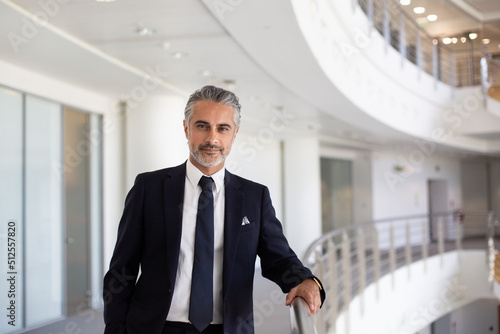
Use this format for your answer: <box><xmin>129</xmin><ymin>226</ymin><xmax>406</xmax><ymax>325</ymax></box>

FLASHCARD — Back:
<box><xmin>1</xmin><ymin>0</ymin><xmax>499</xmax><ymax>155</ymax></box>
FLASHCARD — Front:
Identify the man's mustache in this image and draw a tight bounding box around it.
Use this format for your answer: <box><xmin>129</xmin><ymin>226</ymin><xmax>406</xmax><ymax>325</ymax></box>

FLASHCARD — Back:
<box><xmin>198</xmin><ymin>144</ymin><xmax>223</xmax><ymax>151</ymax></box>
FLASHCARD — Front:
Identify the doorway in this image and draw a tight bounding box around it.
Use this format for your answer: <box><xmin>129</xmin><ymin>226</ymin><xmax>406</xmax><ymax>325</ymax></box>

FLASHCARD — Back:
<box><xmin>428</xmin><ymin>179</ymin><xmax>452</xmax><ymax>241</ymax></box>
<box><xmin>321</xmin><ymin>158</ymin><xmax>353</xmax><ymax>234</ymax></box>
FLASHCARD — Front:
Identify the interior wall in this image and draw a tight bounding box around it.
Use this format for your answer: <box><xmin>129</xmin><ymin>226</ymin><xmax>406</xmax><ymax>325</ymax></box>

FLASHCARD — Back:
<box><xmin>284</xmin><ymin>137</ymin><xmax>322</xmax><ymax>256</ymax></box>
<box><xmin>227</xmin><ymin>133</ymin><xmax>283</xmax><ymax>221</ymax></box>
<box><xmin>451</xmin><ymin>299</ymin><xmax>499</xmax><ymax>334</ymax></box>
<box><xmin>372</xmin><ymin>151</ymin><xmax>462</xmax><ymax>220</ymax></box>
<box><xmin>320</xmin><ymin>147</ymin><xmax>374</xmax><ymax>225</ymax></box>
<box><xmin>0</xmin><ymin>59</ymin><xmax>123</xmax><ymax>284</ymax></box>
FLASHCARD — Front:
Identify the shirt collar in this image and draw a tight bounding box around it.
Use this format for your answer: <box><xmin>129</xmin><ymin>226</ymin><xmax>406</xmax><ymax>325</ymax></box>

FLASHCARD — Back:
<box><xmin>186</xmin><ymin>159</ymin><xmax>225</xmax><ymax>194</ymax></box>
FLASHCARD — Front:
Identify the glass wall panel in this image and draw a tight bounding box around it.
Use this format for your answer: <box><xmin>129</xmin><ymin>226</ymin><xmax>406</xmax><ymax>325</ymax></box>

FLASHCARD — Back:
<box><xmin>64</xmin><ymin>107</ymin><xmax>90</xmax><ymax>315</ymax></box>
<box><xmin>25</xmin><ymin>96</ymin><xmax>63</xmax><ymax>326</ymax></box>
<box><xmin>89</xmin><ymin>114</ymin><xmax>103</xmax><ymax>309</ymax></box>
<box><xmin>0</xmin><ymin>87</ymin><xmax>24</xmax><ymax>332</ymax></box>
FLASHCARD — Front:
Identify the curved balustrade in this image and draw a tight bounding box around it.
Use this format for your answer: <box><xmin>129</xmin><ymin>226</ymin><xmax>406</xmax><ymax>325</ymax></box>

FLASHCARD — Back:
<box><xmin>481</xmin><ymin>55</ymin><xmax>500</xmax><ymax>102</ymax></box>
<box><xmin>298</xmin><ymin>211</ymin><xmax>495</xmax><ymax>334</ymax></box>
<box><xmin>356</xmin><ymin>0</ymin><xmax>483</xmax><ymax>88</ymax></box>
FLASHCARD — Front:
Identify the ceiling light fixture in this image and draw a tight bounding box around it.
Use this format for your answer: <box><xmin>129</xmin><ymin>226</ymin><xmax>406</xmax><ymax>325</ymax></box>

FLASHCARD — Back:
<box><xmin>451</xmin><ymin>38</ymin><xmax>458</xmax><ymax>44</ymax></box>
<box><xmin>200</xmin><ymin>70</ymin><xmax>213</xmax><ymax>77</ymax></box>
<box><xmin>136</xmin><ymin>26</ymin><xmax>156</xmax><ymax>37</ymax></box>
<box><xmin>461</xmin><ymin>37</ymin><xmax>467</xmax><ymax>43</ymax></box>
<box><xmin>413</xmin><ymin>7</ymin><xmax>425</xmax><ymax>14</ymax></box>
<box><xmin>469</xmin><ymin>33</ymin><xmax>478</xmax><ymax>40</ymax></box>
<box><xmin>442</xmin><ymin>38</ymin><xmax>451</xmax><ymax>44</ymax></box>
<box><xmin>172</xmin><ymin>51</ymin><xmax>187</xmax><ymax>59</ymax></box>
<box><xmin>482</xmin><ymin>39</ymin><xmax>490</xmax><ymax>45</ymax></box>
<box><xmin>427</xmin><ymin>14</ymin><xmax>437</xmax><ymax>21</ymax></box>
<box><xmin>400</xmin><ymin>0</ymin><xmax>410</xmax><ymax>5</ymax></box>
<box><xmin>161</xmin><ymin>41</ymin><xmax>171</xmax><ymax>50</ymax></box>
<box><xmin>432</xmin><ymin>39</ymin><xmax>438</xmax><ymax>45</ymax></box>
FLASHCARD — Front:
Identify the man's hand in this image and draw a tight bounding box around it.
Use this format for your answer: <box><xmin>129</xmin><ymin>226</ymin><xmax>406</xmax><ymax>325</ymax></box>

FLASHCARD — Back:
<box><xmin>285</xmin><ymin>279</ymin><xmax>322</xmax><ymax>315</ymax></box>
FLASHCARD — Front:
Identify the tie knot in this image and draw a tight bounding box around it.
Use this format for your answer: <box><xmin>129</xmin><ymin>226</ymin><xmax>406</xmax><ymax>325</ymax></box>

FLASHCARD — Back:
<box><xmin>199</xmin><ymin>176</ymin><xmax>213</xmax><ymax>191</ymax></box>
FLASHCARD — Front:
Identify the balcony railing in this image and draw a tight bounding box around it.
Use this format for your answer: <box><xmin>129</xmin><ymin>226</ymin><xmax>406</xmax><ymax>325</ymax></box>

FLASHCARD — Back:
<box><xmin>290</xmin><ymin>297</ymin><xmax>318</xmax><ymax>334</ymax></box>
<box><xmin>295</xmin><ymin>211</ymin><xmax>495</xmax><ymax>334</ymax></box>
<box><xmin>356</xmin><ymin>0</ymin><xmax>484</xmax><ymax>88</ymax></box>
<box><xmin>481</xmin><ymin>55</ymin><xmax>500</xmax><ymax>102</ymax></box>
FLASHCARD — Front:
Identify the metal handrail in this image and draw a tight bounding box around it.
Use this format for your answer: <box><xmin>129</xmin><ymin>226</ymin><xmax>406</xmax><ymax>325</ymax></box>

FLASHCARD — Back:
<box><xmin>301</xmin><ymin>210</ymin><xmax>495</xmax><ymax>334</ymax></box>
<box><xmin>290</xmin><ymin>297</ymin><xmax>318</xmax><ymax>334</ymax></box>
<box><xmin>356</xmin><ymin>0</ymin><xmax>483</xmax><ymax>87</ymax></box>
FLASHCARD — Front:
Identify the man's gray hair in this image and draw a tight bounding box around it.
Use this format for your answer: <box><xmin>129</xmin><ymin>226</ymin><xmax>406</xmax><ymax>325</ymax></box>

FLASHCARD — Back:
<box><xmin>184</xmin><ymin>85</ymin><xmax>241</xmax><ymax>128</ymax></box>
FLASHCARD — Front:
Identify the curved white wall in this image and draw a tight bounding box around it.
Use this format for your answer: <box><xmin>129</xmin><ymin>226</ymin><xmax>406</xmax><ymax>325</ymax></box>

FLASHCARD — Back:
<box><xmin>290</xmin><ymin>0</ymin><xmax>491</xmax><ymax>152</ymax></box>
<box><xmin>337</xmin><ymin>250</ymin><xmax>494</xmax><ymax>334</ymax></box>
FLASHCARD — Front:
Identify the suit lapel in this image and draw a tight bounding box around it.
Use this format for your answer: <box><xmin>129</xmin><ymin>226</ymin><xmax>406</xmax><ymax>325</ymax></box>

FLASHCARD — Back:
<box><xmin>223</xmin><ymin>170</ymin><xmax>244</xmax><ymax>297</ymax></box>
<box><xmin>163</xmin><ymin>163</ymin><xmax>186</xmax><ymax>286</ymax></box>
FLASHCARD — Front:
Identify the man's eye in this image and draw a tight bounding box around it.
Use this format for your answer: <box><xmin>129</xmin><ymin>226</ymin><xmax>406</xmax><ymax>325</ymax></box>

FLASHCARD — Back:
<box><xmin>219</xmin><ymin>127</ymin><xmax>230</xmax><ymax>132</ymax></box>
<box><xmin>197</xmin><ymin>124</ymin><xmax>208</xmax><ymax>129</ymax></box>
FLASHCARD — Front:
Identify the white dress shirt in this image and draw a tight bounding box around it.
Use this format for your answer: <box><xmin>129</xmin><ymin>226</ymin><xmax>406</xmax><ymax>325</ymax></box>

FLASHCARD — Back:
<box><xmin>166</xmin><ymin>160</ymin><xmax>225</xmax><ymax>324</ymax></box>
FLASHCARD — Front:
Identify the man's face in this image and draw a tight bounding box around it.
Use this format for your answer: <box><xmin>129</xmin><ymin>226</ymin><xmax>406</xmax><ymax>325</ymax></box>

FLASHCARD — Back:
<box><xmin>184</xmin><ymin>100</ymin><xmax>239</xmax><ymax>173</ymax></box>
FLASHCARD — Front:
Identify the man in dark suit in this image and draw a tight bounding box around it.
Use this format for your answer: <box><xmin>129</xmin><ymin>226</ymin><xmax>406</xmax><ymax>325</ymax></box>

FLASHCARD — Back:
<box><xmin>103</xmin><ymin>85</ymin><xmax>325</xmax><ymax>334</ymax></box>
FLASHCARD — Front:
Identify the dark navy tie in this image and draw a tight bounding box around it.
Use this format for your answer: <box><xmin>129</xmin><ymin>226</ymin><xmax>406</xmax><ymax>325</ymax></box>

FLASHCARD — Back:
<box><xmin>189</xmin><ymin>176</ymin><xmax>214</xmax><ymax>332</ymax></box>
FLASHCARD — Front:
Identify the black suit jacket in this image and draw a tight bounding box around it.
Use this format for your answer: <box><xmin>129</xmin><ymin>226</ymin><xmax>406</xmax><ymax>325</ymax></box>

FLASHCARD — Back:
<box><xmin>103</xmin><ymin>162</ymin><xmax>324</xmax><ymax>334</ymax></box>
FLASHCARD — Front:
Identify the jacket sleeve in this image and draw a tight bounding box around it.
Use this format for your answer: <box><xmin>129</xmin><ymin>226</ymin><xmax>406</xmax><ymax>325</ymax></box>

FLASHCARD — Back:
<box><xmin>257</xmin><ymin>186</ymin><xmax>326</xmax><ymax>305</ymax></box>
<box><xmin>103</xmin><ymin>174</ymin><xmax>145</xmax><ymax>331</ymax></box>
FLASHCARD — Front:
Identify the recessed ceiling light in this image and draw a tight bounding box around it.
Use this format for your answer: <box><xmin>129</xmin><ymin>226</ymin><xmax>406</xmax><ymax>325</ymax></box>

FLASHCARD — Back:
<box><xmin>161</xmin><ymin>41</ymin><xmax>171</xmax><ymax>50</ymax></box>
<box><xmin>432</xmin><ymin>39</ymin><xmax>438</xmax><ymax>45</ymax></box>
<box><xmin>413</xmin><ymin>7</ymin><xmax>425</xmax><ymax>14</ymax></box>
<box><xmin>461</xmin><ymin>37</ymin><xmax>467</xmax><ymax>43</ymax></box>
<box><xmin>136</xmin><ymin>26</ymin><xmax>156</xmax><ymax>37</ymax></box>
<box><xmin>443</xmin><ymin>38</ymin><xmax>452</xmax><ymax>44</ymax></box>
<box><xmin>451</xmin><ymin>38</ymin><xmax>458</xmax><ymax>44</ymax></box>
<box><xmin>427</xmin><ymin>14</ymin><xmax>437</xmax><ymax>21</ymax></box>
<box><xmin>200</xmin><ymin>70</ymin><xmax>213</xmax><ymax>77</ymax></box>
<box><xmin>172</xmin><ymin>51</ymin><xmax>187</xmax><ymax>59</ymax></box>
<box><xmin>482</xmin><ymin>39</ymin><xmax>490</xmax><ymax>44</ymax></box>
<box><xmin>400</xmin><ymin>0</ymin><xmax>410</xmax><ymax>5</ymax></box>
<box><xmin>469</xmin><ymin>33</ymin><xmax>478</xmax><ymax>40</ymax></box>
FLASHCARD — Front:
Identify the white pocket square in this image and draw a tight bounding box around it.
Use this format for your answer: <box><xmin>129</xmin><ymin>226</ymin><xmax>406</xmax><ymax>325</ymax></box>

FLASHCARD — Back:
<box><xmin>242</xmin><ymin>216</ymin><xmax>251</xmax><ymax>226</ymax></box>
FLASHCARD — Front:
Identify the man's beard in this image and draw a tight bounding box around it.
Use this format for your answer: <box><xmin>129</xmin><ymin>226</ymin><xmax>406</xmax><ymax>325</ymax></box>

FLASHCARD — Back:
<box><xmin>190</xmin><ymin>143</ymin><xmax>229</xmax><ymax>168</ymax></box>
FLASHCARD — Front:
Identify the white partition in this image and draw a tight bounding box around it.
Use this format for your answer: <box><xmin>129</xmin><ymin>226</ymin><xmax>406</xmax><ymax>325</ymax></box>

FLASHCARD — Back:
<box><xmin>25</xmin><ymin>96</ymin><xmax>63</xmax><ymax>326</ymax></box>
<box><xmin>0</xmin><ymin>87</ymin><xmax>24</xmax><ymax>332</ymax></box>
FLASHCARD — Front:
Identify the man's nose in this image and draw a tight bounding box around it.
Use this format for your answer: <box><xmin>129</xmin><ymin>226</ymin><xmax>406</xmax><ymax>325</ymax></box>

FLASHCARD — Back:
<box><xmin>206</xmin><ymin>128</ymin><xmax>219</xmax><ymax>144</ymax></box>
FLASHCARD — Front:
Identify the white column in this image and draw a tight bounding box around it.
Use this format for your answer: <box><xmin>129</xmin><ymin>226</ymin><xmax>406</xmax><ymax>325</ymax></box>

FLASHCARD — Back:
<box><xmin>283</xmin><ymin>137</ymin><xmax>322</xmax><ymax>257</ymax></box>
<box><xmin>126</xmin><ymin>95</ymin><xmax>188</xmax><ymax>187</ymax></box>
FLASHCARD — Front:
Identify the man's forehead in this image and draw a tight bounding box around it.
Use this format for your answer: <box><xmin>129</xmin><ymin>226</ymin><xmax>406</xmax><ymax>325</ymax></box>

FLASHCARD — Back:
<box><xmin>191</xmin><ymin>101</ymin><xmax>235</xmax><ymax>123</ymax></box>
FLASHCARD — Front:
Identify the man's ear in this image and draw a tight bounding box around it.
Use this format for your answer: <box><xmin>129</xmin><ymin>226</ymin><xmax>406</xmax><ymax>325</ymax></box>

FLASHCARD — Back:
<box><xmin>183</xmin><ymin>120</ymin><xmax>189</xmax><ymax>139</ymax></box>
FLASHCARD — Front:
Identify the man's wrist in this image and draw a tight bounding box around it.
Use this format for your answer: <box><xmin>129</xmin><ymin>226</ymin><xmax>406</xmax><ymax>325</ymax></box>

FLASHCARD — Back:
<box><xmin>311</xmin><ymin>278</ymin><xmax>322</xmax><ymax>291</ymax></box>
